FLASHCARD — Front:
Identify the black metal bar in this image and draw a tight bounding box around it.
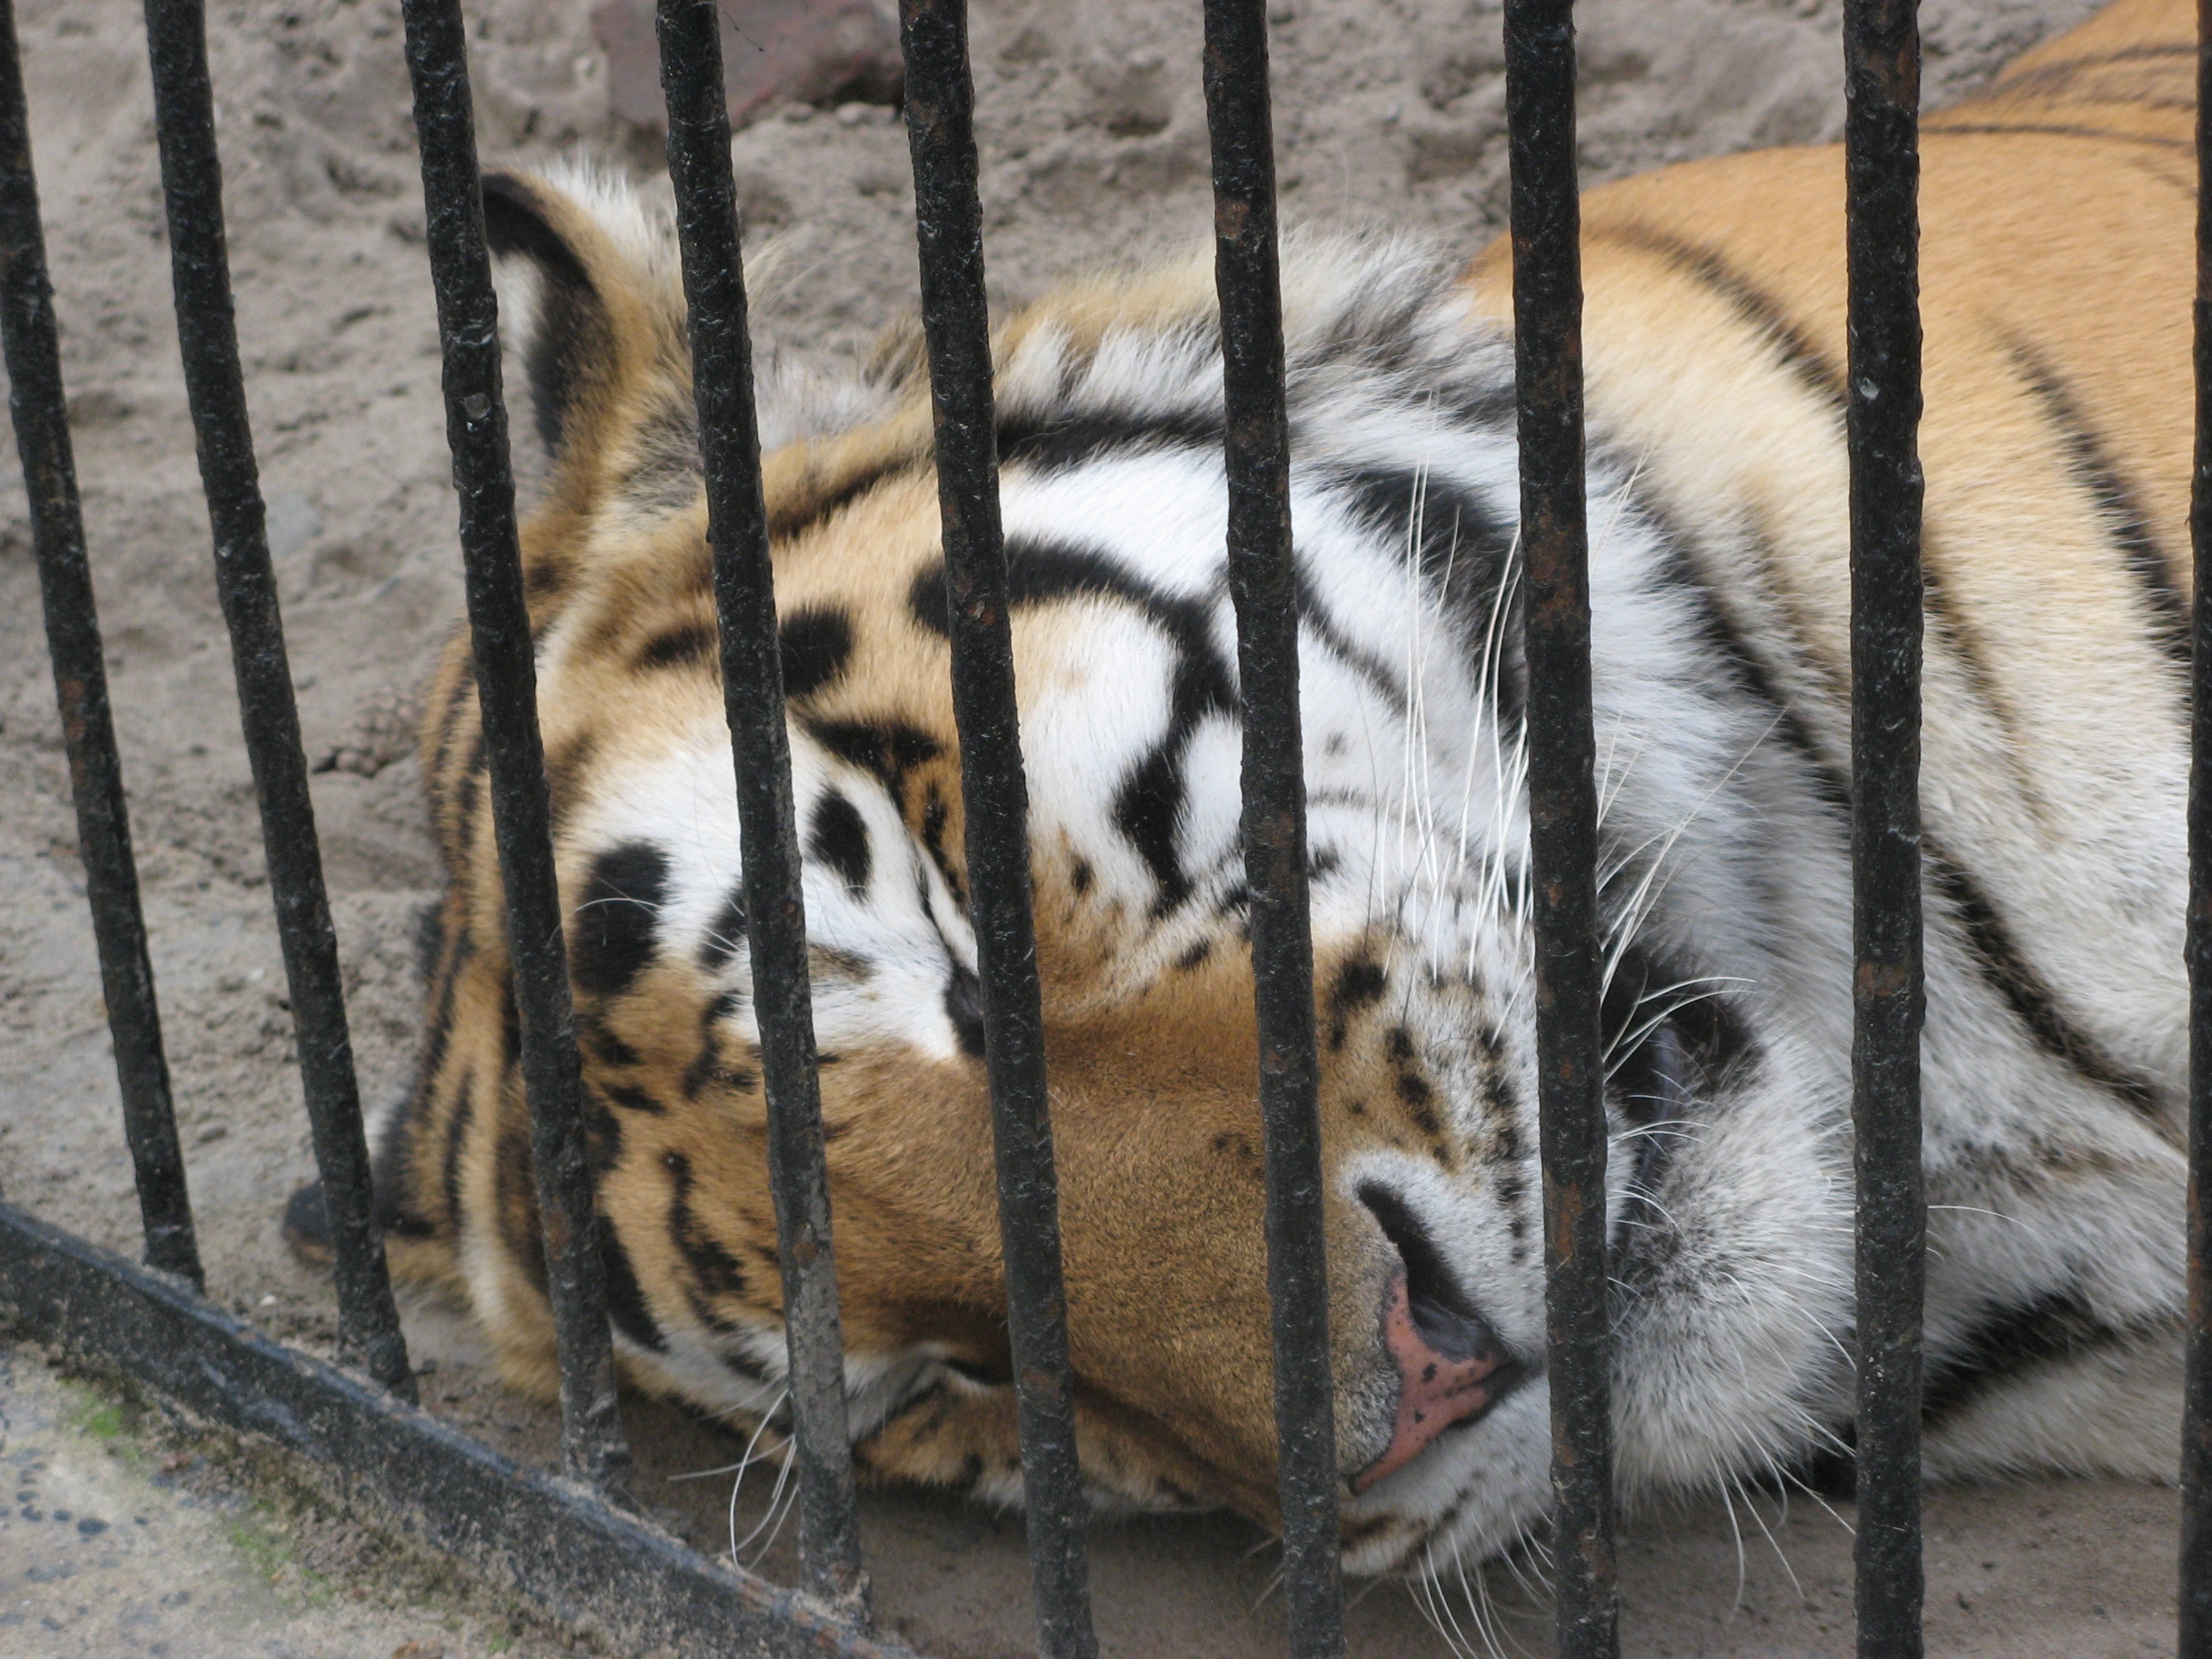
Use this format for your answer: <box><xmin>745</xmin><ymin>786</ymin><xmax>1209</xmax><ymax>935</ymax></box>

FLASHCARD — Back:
<box><xmin>654</xmin><ymin>0</ymin><xmax>869</xmax><ymax>1617</ymax></box>
<box><xmin>1500</xmin><ymin>3</ymin><xmax>1619</xmax><ymax>1657</ymax></box>
<box><xmin>0</xmin><ymin>0</ymin><xmax>202</xmax><ymax>1287</ymax></box>
<box><xmin>1197</xmin><ymin>5</ymin><xmax>1346</xmax><ymax>1655</ymax></box>
<box><xmin>1842</xmin><ymin>1</ymin><xmax>1927</xmax><ymax>1655</ymax></box>
<box><xmin>398</xmin><ymin>0</ymin><xmax>632</xmax><ymax>1500</ymax></box>
<box><xmin>2180</xmin><ymin>2</ymin><xmax>2212</xmax><ymax>1651</ymax></box>
<box><xmin>895</xmin><ymin>4</ymin><xmax>1097</xmax><ymax>1654</ymax></box>
<box><xmin>0</xmin><ymin>1203</ymin><xmax>919</xmax><ymax>1659</ymax></box>
<box><xmin>139</xmin><ymin>0</ymin><xmax>412</xmax><ymax>1401</ymax></box>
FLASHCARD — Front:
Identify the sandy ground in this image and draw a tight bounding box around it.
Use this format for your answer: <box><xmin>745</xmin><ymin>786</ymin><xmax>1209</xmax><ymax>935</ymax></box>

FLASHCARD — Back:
<box><xmin>0</xmin><ymin>0</ymin><xmax>2175</xmax><ymax>1653</ymax></box>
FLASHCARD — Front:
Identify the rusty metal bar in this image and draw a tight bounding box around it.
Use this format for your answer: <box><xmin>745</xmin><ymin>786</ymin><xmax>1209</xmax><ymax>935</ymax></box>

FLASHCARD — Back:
<box><xmin>895</xmin><ymin>1</ymin><xmax>1100</xmax><ymax>1652</ymax></box>
<box><xmin>1199</xmin><ymin>2</ymin><xmax>1346</xmax><ymax>1654</ymax></box>
<box><xmin>1842</xmin><ymin>2</ymin><xmax>1928</xmax><ymax>1655</ymax></box>
<box><xmin>141</xmin><ymin>0</ymin><xmax>412</xmax><ymax>1397</ymax></box>
<box><xmin>2178</xmin><ymin>1</ymin><xmax>2212</xmax><ymax>1652</ymax></box>
<box><xmin>654</xmin><ymin>0</ymin><xmax>870</xmax><ymax>1617</ymax></box>
<box><xmin>0</xmin><ymin>0</ymin><xmax>202</xmax><ymax>1287</ymax></box>
<box><xmin>397</xmin><ymin>0</ymin><xmax>632</xmax><ymax>1500</ymax></box>
<box><xmin>1501</xmin><ymin>0</ymin><xmax>1621</xmax><ymax>1654</ymax></box>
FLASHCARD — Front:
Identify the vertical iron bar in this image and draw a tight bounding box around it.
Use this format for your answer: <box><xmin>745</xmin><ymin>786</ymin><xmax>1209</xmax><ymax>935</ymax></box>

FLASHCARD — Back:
<box><xmin>895</xmin><ymin>3</ymin><xmax>1098</xmax><ymax>1654</ymax></box>
<box><xmin>398</xmin><ymin>0</ymin><xmax>632</xmax><ymax>1500</ymax></box>
<box><xmin>140</xmin><ymin>0</ymin><xmax>412</xmax><ymax>1399</ymax></box>
<box><xmin>654</xmin><ymin>0</ymin><xmax>869</xmax><ymax>1616</ymax></box>
<box><xmin>1501</xmin><ymin>3</ymin><xmax>1620</xmax><ymax>1657</ymax></box>
<box><xmin>0</xmin><ymin>0</ymin><xmax>201</xmax><ymax>1283</ymax></box>
<box><xmin>1843</xmin><ymin>2</ymin><xmax>1926</xmax><ymax>1656</ymax></box>
<box><xmin>0</xmin><ymin>0</ymin><xmax>202</xmax><ymax>1285</ymax></box>
<box><xmin>2181</xmin><ymin>0</ymin><xmax>2212</xmax><ymax>1651</ymax></box>
<box><xmin>1198</xmin><ymin>4</ymin><xmax>1346</xmax><ymax>1656</ymax></box>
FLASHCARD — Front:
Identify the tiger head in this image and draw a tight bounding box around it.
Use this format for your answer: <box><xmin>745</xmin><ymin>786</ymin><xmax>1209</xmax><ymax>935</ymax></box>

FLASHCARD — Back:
<box><xmin>355</xmin><ymin>163</ymin><xmax>1854</xmax><ymax>1580</ymax></box>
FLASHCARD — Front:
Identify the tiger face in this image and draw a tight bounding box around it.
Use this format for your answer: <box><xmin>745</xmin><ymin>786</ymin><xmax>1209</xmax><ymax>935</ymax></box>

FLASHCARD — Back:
<box><xmin>310</xmin><ymin>0</ymin><xmax>2198</xmax><ymax>1583</ymax></box>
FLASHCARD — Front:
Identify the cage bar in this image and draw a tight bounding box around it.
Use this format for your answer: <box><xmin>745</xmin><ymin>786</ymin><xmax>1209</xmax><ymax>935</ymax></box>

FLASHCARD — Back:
<box><xmin>1500</xmin><ymin>2</ymin><xmax>1621</xmax><ymax>1656</ymax></box>
<box><xmin>1841</xmin><ymin>2</ymin><xmax>1928</xmax><ymax>1656</ymax></box>
<box><xmin>895</xmin><ymin>2</ymin><xmax>1100</xmax><ymax>1654</ymax></box>
<box><xmin>0</xmin><ymin>0</ymin><xmax>203</xmax><ymax>1287</ymax></box>
<box><xmin>397</xmin><ymin>0</ymin><xmax>633</xmax><ymax>1500</ymax></box>
<box><xmin>2180</xmin><ymin>2</ymin><xmax>2212</xmax><ymax>1651</ymax></box>
<box><xmin>1197</xmin><ymin>2</ymin><xmax>1348</xmax><ymax>1655</ymax></box>
<box><xmin>653</xmin><ymin>0</ymin><xmax>870</xmax><ymax>1616</ymax></box>
<box><xmin>140</xmin><ymin>0</ymin><xmax>413</xmax><ymax>1399</ymax></box>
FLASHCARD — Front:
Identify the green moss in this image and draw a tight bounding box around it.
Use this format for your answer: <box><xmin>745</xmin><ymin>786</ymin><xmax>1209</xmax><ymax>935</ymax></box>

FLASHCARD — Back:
<box><xmin>75</xmin><ymin>1400</ymin><xmax>126</xmax><ymax>1442</ymax></box>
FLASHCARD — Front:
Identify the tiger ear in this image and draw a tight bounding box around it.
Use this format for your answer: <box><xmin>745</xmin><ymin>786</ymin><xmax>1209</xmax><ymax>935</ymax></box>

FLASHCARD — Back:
<box><xmin>480</xmin><ymin>167</ymin><xmax>698</xmax><ymax>521</ymax></box>
<box><xmin>482</xmin><ymin>170</ymin><xmax>617</xmax><ymax>468</ymax></box>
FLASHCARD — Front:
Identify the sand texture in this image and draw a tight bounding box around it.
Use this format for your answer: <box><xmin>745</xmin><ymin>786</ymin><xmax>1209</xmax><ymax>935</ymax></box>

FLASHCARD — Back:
<box><xmin>0</xmin><ymin>0</ymin><xmax>2176</xmax><ymax>1654</ymax></box>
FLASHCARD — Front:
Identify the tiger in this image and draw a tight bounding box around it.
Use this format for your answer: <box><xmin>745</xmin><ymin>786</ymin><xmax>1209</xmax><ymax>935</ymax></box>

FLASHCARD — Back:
<box><xmin>284</xmin><ymin>0</ymin><xmax>2199</xmax><ymax>1580</ymax></box>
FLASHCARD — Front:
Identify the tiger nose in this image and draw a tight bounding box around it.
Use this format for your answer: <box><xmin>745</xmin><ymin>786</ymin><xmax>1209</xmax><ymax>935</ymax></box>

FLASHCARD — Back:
<box><xmin>1348</xmin><ymin>1273</ymin><xmax>1521</xmax><ymax>1493</ymax></box>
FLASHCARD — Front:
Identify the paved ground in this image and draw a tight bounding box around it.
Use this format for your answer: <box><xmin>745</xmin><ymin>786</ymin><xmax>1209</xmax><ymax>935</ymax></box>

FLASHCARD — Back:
<box><xmin>0</xmin><ymin>1322</ymin><xmax>2183</xmax><ymax>1659</ymax></box>
<box><xmin>0</xmin><ymin>1341</ymin><xmax>582</xmax><ymax>1659</ymax></box>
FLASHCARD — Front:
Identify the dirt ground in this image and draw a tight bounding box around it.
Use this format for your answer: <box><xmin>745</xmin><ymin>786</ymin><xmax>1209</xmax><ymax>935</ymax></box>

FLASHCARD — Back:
<box><xmin>0</xmin><ymin>0</ymin><xmax>2177</xmax><ymax>1654</ymax></box>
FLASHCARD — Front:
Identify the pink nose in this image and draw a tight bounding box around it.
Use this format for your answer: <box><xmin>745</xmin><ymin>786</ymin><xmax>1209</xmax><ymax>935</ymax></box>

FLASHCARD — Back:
<box><xmin>1349</xmin><ymin>1273</ymin><xmax>1518</xmax><ymax>1493</ymax></box>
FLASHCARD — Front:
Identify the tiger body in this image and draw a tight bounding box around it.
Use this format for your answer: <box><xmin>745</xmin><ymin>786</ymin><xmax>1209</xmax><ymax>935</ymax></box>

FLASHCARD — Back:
<box><xmin>357</xmin><ymin>0</ymin><xmax>2198</xmax><ymax>1574</ymax></box>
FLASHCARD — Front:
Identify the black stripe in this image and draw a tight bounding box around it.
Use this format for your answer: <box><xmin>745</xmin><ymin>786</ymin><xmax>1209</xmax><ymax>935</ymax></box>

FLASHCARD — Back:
<box><xmin>1923</xmin><ymin>849</ymin><xmax>2167</xmax><ymax>1121</ymax></box>
<box><xmin>1918</xmin><ymin>537</ymin><xmax>2045</xmax><ymax>809</ymax></box>
<box><xmin>1634</xmin><ymin>504</ymin><xmax>2167</xmax><ymax>1126</ymax></box>
<box><xmin>570</xmin><ymin>841</ymin><xmax>669</xmax><ymax>1000</ymax></box>
<box><xmin>778</xmin><ymin>606</ymin><xmax>856</xmax><ymax>698</ymax></box>
<box><xmin>802</xmin><ymin>717</ymin><xmax>943</xmax><ymax>794</ymax></box>
<box><xmin>441</xmin><ymin>929</ymin><xmax>500</xmax><ymax>1240</ymax></box>
<box><xmin>697</xmin><ymin>887</ymin><xmax>748</xmax><ymax>973</ymax></box>
<box><xmin>1921</xmin><ymin>1291</ymin><xmax>2137</xmax><ymax>1429</ymax></box>
<box><xmin>808</xmin><ymin>790</ymin><xmax>872</xmax><ymax>895</ymax></box>
<box><xmin>482</xmin><ymin>172</ymin><xmax>608</xmax><ymax>459</ymax></box>
<box><xmin>450</xmin><ymin>727</ymin><xmax>489</xmax><ymax>866</ymax></box>
<box><xmin>1924</xmin><ymin>121</ymin><xmax>2192</xmax><ymax>153</ymax></box>
<box><xmin>600</xmin><ymin>1215</ymin><xmax>668</xmax><ymax>1353</ymax></box>
<box><xmin>1292</xmin><ymin>565</ymin><xmax>1403</xmax><ymax>714</ymax></box>
<box><xmin>1990</xmin><ymin>44</ymin><xmax>2196</xmax><ymax>103</ymax></box>
<box><xmin>2006</xmin><ymin>44</ymin><xmax>2194</xmax><ymax>68</ymax></box>
<box><xmin>1588</xmin><ymin>225</ymin><xmax>1846</xmax><ymax>412</ymax></box>
<box><xmin>635</xmin><ymin>622</ymin><xmax>717</xmax><ymax>672</ymax></box>
<box><xmin>374</xmin><ymin>921</ymin><xmax>473</xmax><ymax>1240</ymax></box>
<box><xmin>997</xmin><ymin>406</ymin><xmax>1221</xmax><ymax>473</ymax></box>
<box><xmin>1324</xmin><ymin>464</ymin><xmax>1522</xmax><ymax>724</ymax></box>
<box><xmin>496</xmin><ymin>1128</ymin><xmax>550</xmax><ymax>1295</ymax></box>
<box><xmin>1642</xmin><ymin>518</ymin><xmax>1854</xmax><ymax>819</ymax></box>
<box><xmin>430</xmin><ymin>626</ymin><xmax>474</xmax><ymax>782</ymax></box>
<box><xmin>441</xmin><ymin>1071</ymin><xmax>478</xmax><ymax>1253</ymax></box>
<box><xmin>912</xmin><ymin>538</ymin><xmax>1236</xmax><ymax>914</ymax></box>
<box><xmin>765</xmin><ymin>456</ymin><xmax>921</xmax><ymax>542</ymax></box>
<box><xmin>2001</xmin><ymin>335</ymin><xmax>2189</xmax><ymax>673</ymax></box>
<box><xmin>683</xmin><ymin>989</ymin><xmax>758</xmax><ymax>1099</ymax></box>
<box><xmin>663</xmin><ymin>1149</ymin><xmax>753</xmax><ymax>1335</ymax></box>
<box><xmin>602</xmin><ymin>1082</ymin><xmax>667</xmax><ymax>1115</ymax></box>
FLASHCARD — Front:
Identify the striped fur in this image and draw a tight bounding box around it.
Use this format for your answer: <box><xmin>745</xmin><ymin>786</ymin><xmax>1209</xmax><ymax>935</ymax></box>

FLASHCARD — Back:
<box><xmin>331</xmin><ymin>0</ymin><xmax>2196</xmax><ymax>1577</ymax></box>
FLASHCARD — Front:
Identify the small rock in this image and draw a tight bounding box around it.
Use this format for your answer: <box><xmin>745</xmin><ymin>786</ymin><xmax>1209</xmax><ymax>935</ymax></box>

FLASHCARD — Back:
<box><xmin>65</xmin><ymin>387</ymin><xmax>135</xmax><ymax>427</ymax></box>
<box><xmin>75</xmin><ymin>1517</ymin><xmax>107</xmax><ymax>1536</ymax></box>
<box><xmin>594</xmin><ymin>0</ymin><xmax>901</xmax><ymax>132</ymax></box>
